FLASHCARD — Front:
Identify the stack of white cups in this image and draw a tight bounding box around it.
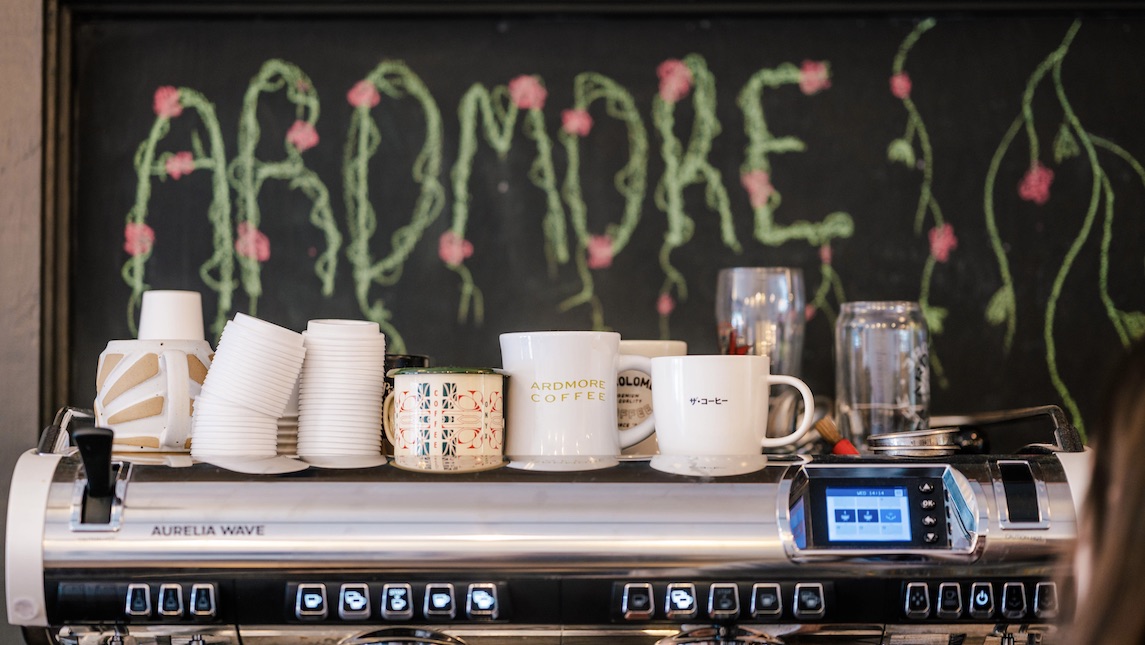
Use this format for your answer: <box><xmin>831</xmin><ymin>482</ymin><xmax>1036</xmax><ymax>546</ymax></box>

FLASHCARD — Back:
<box><xmin>191</xmin><ymin>313</ymin><xmax>306</xmax><ymax>459</ymax></box>
<box><xmin>297</xmin><ymin>320</ymin><xmax>387</xmax><ymax>464</ymax></box>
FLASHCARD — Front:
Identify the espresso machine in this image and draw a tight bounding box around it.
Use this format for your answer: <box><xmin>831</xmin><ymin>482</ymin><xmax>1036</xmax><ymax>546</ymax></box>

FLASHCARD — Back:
<box><xmin>6</xmin><ymin>407</ymin><xmax>1089</xmax><ymax>645</ymax></box>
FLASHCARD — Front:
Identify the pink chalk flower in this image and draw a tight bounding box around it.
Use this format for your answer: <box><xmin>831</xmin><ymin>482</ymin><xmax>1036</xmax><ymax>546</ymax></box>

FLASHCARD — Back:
<box><xmin>165</xmin><ymin>151</ymin><xmax>194</xmax><ymax>180</ymax></box>
<box><xmin>438</xmin><ymin>230</ymin><xmax>474</xmax><ymax>267</ymax></box>
<box><xmin>819</xmin><ymin>244</ymin><xmax>833</xmax><ymax>266</ymax></box>
<box><xmin>657</xmin><ymin>59</ymin><xmax>693</xmax><ymax>104</ymax></box>
<box><xmin>286</xmin><ymin>120</ymin><xmax>319</xmax><ymax>152</ymax></box>
<box><xmin>508</xmin><ymin>75</ymin><xmax>547</xmax><ymax>110</ymax></box>
<box><xmin>123</xmin><ymin>222</ymin><xmax>155</xmax><ymax>257</ymax></box>
<box><xmin>890</xmin><ymin>72</ymin><xmax>912</xmax><ymax>100</ymax></box>
<box><xmin>657</xmin><ymin>293</ymin><xmax>676</xmax><ymax>316</ymax></box>
<box><xmin>235</xmin><ymin>222</ymin><xmax>271</xmax><ymax>263</ymax></box>
<box><xmin>1019</xmin><ymin>162</ymin><xmax>1054</xmax><ymax>205</ymax></box>
<box><xmin>153</xmin><ymin>86</ymin><xmax>183</xmax><ymax>119</ymax></box>
<box><xmin>805</xmin><ymin>305</ymin><xmax>818</xmax><ymax>322</ymax></box>
<box><xmin>928</xmin><ymin>223</ymin><xmax>958</xmax><ymax>263</ymax></box>
<box><xmin>799</xmin><ymin>60</ymin><xmax>831</xmax><ymax>95</ymax></box>
<box><xmin>561</xmin><ymin>109</ymin><xmax>594</xmax><ymax>137</ymax></box>
<box><xmin>586</xmin><ymin>235</ymin><xmax>614</xmax><ymax>269</ymax></box>
<box><xmin>347</xmin><ymin>80</ymin><xmax>380</xmax><ymax>109</ymax></box>
<box><xmin>740</xmin><ymin>169</ymin><xmax>774</xmax><ymax>209</ymax></box>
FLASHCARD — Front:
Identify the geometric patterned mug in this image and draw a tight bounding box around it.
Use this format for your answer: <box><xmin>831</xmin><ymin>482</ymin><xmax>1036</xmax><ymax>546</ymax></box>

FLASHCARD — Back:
<box><xmin>385</xmin><ymin>367</ymin><xmax>505</xmax><ymax>473</ymax></box>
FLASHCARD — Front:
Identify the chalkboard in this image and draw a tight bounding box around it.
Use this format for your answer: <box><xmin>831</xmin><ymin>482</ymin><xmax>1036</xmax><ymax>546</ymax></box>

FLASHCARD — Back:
<box><xmin>61</xmin><ymin>3</ymin><xmax>1145</xmax><ymax>440</ymax></box>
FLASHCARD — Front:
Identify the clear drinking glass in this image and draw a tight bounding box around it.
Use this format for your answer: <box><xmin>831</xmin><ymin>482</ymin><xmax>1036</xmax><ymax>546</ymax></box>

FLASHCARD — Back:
<box><xmin>835</xmin><ymin>301</ymin><xmax>930</xmax><ymax>449</ymax></box>
<box><xmin>715</xmin><ymin>267</ymin><xmax>805</xmax><ymax>378</ymax></box>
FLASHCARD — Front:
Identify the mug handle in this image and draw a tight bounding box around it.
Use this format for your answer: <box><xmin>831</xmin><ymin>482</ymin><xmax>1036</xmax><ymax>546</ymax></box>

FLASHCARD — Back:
<box><xmin>383</xmin><ymin>391</ymin><xmax>398</xmax><ymax>446</ymax></box>
<box><xmin>760</xmin><ymin>375</ymin><xmax>815</xmax><ymax>448</ymax></box>
<box><xmin>616</xmin><ymin>354</ymin><xmax>656</xmax><ymax>449</ymax></box>
<box><xmin>160</xmin><ymin>350</ymin><xmax>192</xmax><ymax>451</ymax></box>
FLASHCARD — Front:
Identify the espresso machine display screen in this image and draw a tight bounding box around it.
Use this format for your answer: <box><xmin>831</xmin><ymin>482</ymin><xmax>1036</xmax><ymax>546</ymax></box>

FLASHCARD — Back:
<box><xmin>824</xmin><ymin>486</ymin><xmax>911</xmax><ymax>542</ymax></box>
<box><xmin>793</xmin><ymin>472</ymin><xmax>951</xmax><ymax>550</ymax></box>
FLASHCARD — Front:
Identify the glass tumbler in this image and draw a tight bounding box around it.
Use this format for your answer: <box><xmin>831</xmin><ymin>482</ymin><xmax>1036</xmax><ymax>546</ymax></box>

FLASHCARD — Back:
<box><xmin>835</xmin><ymin>301</ymin><xmax>930</xmax><ymax>449</ymax></box>
<box><xmin>715</xmin><ymin>267</ymin><xmax>805</xmax><ymax>378</ymax></box>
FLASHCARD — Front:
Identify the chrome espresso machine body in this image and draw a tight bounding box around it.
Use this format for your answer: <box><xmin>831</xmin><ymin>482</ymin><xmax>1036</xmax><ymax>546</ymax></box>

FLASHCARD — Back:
<box><xmin>6</xmin><ymin>410</ymin><xmax>1091</xmax><ymax>645</ymax></box>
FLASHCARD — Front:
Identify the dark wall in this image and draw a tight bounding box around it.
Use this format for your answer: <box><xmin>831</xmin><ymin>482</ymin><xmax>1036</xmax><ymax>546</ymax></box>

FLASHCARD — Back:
<box><xmin>66</xmin><ymin>8</ymin><xmax>1145</xmax><ymax>440</ymax></box>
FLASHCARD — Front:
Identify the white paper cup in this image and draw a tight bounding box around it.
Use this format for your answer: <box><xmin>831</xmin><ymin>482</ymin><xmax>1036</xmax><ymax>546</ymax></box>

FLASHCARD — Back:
<box><xmin>306</xmin><ymin>319</ymin><xmax>382</xmax><ymax>338</ymax></box>
<box><xmin>138</xmin><ymin>290</ymin><xmax>206</xmax><ymax>341</ymax></box>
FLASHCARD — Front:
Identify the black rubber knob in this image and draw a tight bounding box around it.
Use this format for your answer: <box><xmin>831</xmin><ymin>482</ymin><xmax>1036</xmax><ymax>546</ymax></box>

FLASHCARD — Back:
<box><xmin>72</xmin><ymin>426</ymin><xmax>115</xmax><ymax>499</ymax></box>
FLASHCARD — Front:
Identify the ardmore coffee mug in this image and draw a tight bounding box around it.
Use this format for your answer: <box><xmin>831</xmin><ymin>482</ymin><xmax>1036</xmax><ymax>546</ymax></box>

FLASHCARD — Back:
<box><xmin>499</xmin><ymin>331</ymin><xmax>655</xmax><ymax>471</ymax></box>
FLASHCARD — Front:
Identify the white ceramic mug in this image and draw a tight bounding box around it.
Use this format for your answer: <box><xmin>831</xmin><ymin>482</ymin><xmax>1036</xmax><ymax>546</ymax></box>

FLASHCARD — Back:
<box><xmin>94</xmin><ymin>339</ymin><xmax>214</xmax><ymax>452</ymax></box>
<box><xmin>618</xmin><ymin>339</ymin><xmax>687</xmax><ymax>456</ymax></box>
<box><xmin>500</xmin><ymin>331</ymin><xmax>655</xmax><ymax>471</ymax></box>
<box><xmin>649</xmin><ymin>354</ymin><xmax>814</xmax><ymax>476</ymax></box>
<box><xmin>385</xmin><ymin>367</ymin><xmax>505</xmax><ymax>472</ymax></box>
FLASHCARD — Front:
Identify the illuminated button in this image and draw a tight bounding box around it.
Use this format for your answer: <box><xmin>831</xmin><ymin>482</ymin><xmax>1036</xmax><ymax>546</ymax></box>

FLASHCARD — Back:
<box><xmin>126</xmin><ymin>584</ymin><xmax>151</xmax><ymax>617</ymax></box>
<box><xmin>969</xmin><ymin>582</ymin><xmax>994</xmax><ymax>619</ymax></box>
<box><xmin>665</xmin><ymin>583</ymin><xmax>698</xmax><ymax>620</ymax></box>
<box><xmin>708</xmin><ymin>583</ymin><xmax>740</xmax><ymax>619</ymax></box>
<box><xmin>904</xmin><ymin>582</ymin><xmax>930</xmax><ymax>619</ymax></box>
<box><xmin>750</xmin><ymin>583</ymin><xmax>782</xmax><ymax>619</ymax></box>
<box><xmin>924</xmin><ymin>532</ymin><xmax>939</xmax><ymax>544</ymax></box>
<box><xmin>466</xmin><ymin>583</ymin><xmax>499</xmax><ymax>620</ymax></box>
<box><xmin>919</xmin><ymin>482</ymin><xmax>935</xmax><ymax>493</ymax></box>
<box><xmin>190</xmin><ymin>584</ymin><xmax>216</xmax><ymax>618</ymax></box>
<box><xmin>937</xmin><ymin>582</ymin><xmax>962</xmax><ymax>619</ymax></box>
<box><xmin>1034</xmin><ymin>582</ymin><xmax>1058</xmax><ymax>619</ymax></box>
<box><xmin>382</xmin><ymin>583</ymin><xmax>414</xmax><ymax>620</ymax></box>
<box><xmin>339</xmin><ymin>583</ymin><xmax>371</xmax><ymax>620</ymax></box>
<box><xmin>295</xmin><ymin>584</ymin><xmax>328</xmax><ymax>620</ymax></box>
<box><xmin>622</xmin><ymin>583</ymin><xmax>654</xmax><ymax>620</ymax></box>
<box><xmin>922</xmin><ymin>515</ymin><xmax>938</xmax><ymax>527</ymax></box>
<box><xmin>158</xmin><ymin>584</ymin><xmax>183</xmax><ymax>617</ymax></box>
<box><xmin>920</xmin><ymin>499</ymin><xmax>937</xmax><ymax>510</ymax></box>
<box><xmin>424</xmin><ymin>583</ymin><xmax>456</xmax><ymax>619</ymax></box>
<box><xmin>793</xmin><ymin>583</ymin><xmax>825</xmax><ymax>619</ymax></box>
<box><xmin>1001</xmin><ymin>582</ymin><xmax>1027</xmax><ymax>619</ymax></box>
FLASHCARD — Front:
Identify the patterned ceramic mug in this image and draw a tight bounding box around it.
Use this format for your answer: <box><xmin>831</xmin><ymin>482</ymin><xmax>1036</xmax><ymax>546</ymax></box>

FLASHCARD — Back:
<box><xmin>385</xmin><ymin>367</ymin><xmax>506</xmax><ymax>472</ymax></box>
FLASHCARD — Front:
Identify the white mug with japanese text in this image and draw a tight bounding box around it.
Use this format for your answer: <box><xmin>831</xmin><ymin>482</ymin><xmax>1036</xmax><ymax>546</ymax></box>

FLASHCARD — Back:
<box><xmin>649</xmin><ymin>354</ymin><xmax>814</xmax><ymax>476</ymax></box>
<box><xmin>500</xmin><ymin>331</ymin><xmax>656</xmax><ymax>471</ymax></box>
<box><xmin>618</xmin><ymin>339</ymin><xmax>687</xmax><ymax>456</ymax></box>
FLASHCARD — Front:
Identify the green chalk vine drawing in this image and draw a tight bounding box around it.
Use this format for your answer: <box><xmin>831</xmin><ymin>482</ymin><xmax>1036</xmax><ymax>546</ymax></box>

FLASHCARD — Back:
<box><xmin>651</xmin><ymin>54</ymin><xmax>741</xmax><ymax>338</ymax></box>
<box><xmin>344</xmin><ymin>61</ymin><xmax>445</xmax><ymax>353</ymax></box>
<box><xmin>736</xmin><ymin>59</ymin><xmax>854</xmax><ymax>329</ymax></box>
<box><xmin>557</xmin><ymin>73</ymin><xmax>649</xmax><ymax>329</ymax></box>
<box><xmin>887</xmin><ymin>18</ymin><xmax>954</xmax><ymax>389</ymax></box>
<box><xmin>984</xmin><ymin>20</ymin><xmax>1145</xmax><ymax>439</ymax></box>
<box><xmin>230</xmin><ymin>59</ymin><xmax>341</xmax><ymax>317</ymax></box>
<box><xmin>445</xmin><ymin>74</ymin><xmax>569</xmax><ymax>325</ymax></box>
<box><xmin>123</xmin><ymin>86</ymin><xmax>234</xmax><ymax>338</ymax></box>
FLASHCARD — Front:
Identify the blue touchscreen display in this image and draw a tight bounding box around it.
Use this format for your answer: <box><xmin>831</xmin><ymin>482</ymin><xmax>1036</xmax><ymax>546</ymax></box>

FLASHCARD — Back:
<box><xmin>825</xmin><ymin>486</ymin><xmax>911</xmax><ymax>542</ymax></box>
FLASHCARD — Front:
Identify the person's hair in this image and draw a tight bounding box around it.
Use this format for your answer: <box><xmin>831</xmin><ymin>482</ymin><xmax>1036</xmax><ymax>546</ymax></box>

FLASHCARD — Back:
<box><xmin>1065</xmin><ymin>340</ymin><xmax>1145</xmax><ymax>643</ymax></box>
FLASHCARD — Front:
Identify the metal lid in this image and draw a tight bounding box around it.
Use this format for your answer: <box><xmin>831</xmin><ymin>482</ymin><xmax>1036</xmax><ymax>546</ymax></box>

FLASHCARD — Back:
<box><xmin>387</xmin><ymin>366</ymin><xmax>502</xmax><ymax>377</ymax></box>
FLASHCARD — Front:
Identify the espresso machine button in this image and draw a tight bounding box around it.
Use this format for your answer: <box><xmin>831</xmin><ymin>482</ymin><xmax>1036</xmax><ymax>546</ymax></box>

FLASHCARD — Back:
<box><xmin>295</xmin><ymin>584</ymin><xmax>328</xmax><ymax>620</ymax></box>
<box><xmin>750</xmin><ymin>583</ymin><xmax>782</xmax><ymax>618</ymax></box>
<box><xmin>969</xmin><ymin>582</ymin><xmax>995</xmax><ymax>619</ymax></box>
<box><xmin>708</xmin><ymin>583</ymin><xmax>740</xmax><ymax>620</ymax></box>
<box><xmin>622</xmin><ymin>583</ymin><xmax>655</xmax><ymax>620</ymax></box>
<box><xmin>937</xmin><ymin>582</ymin><xmax>963</xmax><ymax>619</ymax></box>
<box><xmin>125</xmin><ymin>584</ymin><xmax>151</xmax><ymax>617</ymax></box>
<box><xmin>466</xmin><ymin>583</ymin><xmax>499</xmax><ymax>620</ymax></box>
<box><xmin>382</xmin><ymin>583</ymin><xmax>414</xmax><ymax>620</ymax></box>
<box><xmin>424</xmin><ymin>583</ymin><xmax>457</xmax><ymax>619</ymax></box>
<box><xmin>793</xmin><ymin>583</ymin><xmax>825</xmax><ymax>619</ymax></box>
<box><xmin>339</xmin><ymin>583</ymin><xmax>371</xmax><ymax>620</ymax></box>
<box><xmin>1034</xmin><ymin>581</ymin><xmax>1059</xmax><ymax>619</ymax></box>
<box><xmin>904</xmin><ymin>582</ymin><xmax>930</xmax><ymax>619</ymax></box>
<box><xmin>1001</xmin><ymin>582</ymin><xmax>1027</xmax><ymax>619</ymax></box>
<box><xmin>190</xmin><ymin>584</ymin><xmax>216</xmax><ymax>617</ymax></box>
<box><xmin>158</xmin><ymin>584</ymin><xmax>184</xmax><ymax>617</ymax></box>
<box><xmin>665</xmin><ymin>583</ymin><xmax>698</xmax><ymax>620</ymax></box>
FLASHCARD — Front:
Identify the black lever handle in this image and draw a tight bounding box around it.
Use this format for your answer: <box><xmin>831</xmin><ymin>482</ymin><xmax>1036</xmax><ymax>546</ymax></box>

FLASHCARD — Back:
<box><xmin>72</xmin><ymin>426</ymin><xmax>115</xmax><ymax>500</ymax></box>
